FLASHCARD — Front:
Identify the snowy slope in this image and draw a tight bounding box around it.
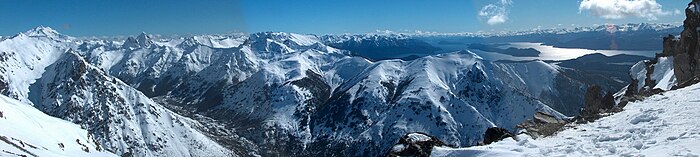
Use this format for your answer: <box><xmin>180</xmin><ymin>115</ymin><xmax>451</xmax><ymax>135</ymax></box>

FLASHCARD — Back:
<box><xmin>0</xmin><ymin>27</ymin><xmax>235</xmax><ymax>157</ymax></box>
<box><xmin>307</xmin><ymin>51</ymin><xmax>565</xmax><ymax>156</ymax></box>
<box><xmin>0</xmin><ymin>27</ymin><xmax>75</xmax><ymax>103</ymax></box>
<box><xmin>0</xmin><ymin>95</ymin><xmax>116</xmax><ymax>157</ymax></box>
<box><xmin>433</xmin><ymin>83</ymin><xmax>700</xmax><ymax>157</ymax></box>
<box><xmin>29</xmin><ymin>51</ymin><xmax>232</xmax><ymax>157</ymax></box>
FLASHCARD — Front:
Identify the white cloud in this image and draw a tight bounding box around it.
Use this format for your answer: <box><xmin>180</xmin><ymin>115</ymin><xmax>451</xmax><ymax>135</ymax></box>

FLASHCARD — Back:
<box><xmin>479</xmin><ymin>0</ymin><xmax>512</xmax><ymax>25</ymax></box>
<box><xmin>674</xmin><ymin>9</ymin><xmax>683</xmax><ymax>15</ymax></box>
<box><xmin>579</xmin><ymin>0</ymin><xmax>669</xmax><ymax>20</ymax></box>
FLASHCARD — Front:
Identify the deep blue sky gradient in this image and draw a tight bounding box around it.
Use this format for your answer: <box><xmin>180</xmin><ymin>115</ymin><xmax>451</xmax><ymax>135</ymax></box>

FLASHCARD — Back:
<box><xmin>0</xmin><ymin>0</ymin><xmax>687</xmax><ymax>37</ymax></box>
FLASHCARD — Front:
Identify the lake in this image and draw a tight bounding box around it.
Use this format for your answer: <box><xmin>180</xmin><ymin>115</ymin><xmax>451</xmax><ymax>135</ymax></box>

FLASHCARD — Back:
<box><xmin>435</xmin><ymin>42</ymin><xmax>659</xmax><ymax>61</ymax></box>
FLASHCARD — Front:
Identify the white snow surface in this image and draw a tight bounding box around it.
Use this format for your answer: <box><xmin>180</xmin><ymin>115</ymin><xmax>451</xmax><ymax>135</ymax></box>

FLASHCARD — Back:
<box><xmin>433</xmin><ymin>83</ymin><xmax>700</xmax><ymax>156</ymax></box>
<box><xmin>0</xmin><ymin>95</ymin><xmax>116</xmax><ymax>157</ymax></box>
<box><xmin>651</xmin><ymin>57</ymin><xmax>676</xmax><ymax>90</ymax></box>
<box><xmin>0</xmin><ymin>27</ymin><xmax>74</xmax><ymax>103</ymax></box>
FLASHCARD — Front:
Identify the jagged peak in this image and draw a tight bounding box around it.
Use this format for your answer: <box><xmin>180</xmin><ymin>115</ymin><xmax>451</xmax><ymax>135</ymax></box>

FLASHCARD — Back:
<box><xmin>320</xmin><ymin>33</ymin><xmax>411</xmax><ymax>43</ymax></box>
<box><xmin>123</xmin><ymin>32</ymin><xmax>154</xmax><ymax>48</ymax></box>
<box><xmin>58</xmin><ymin>49</ymin><xmax>89</xmax><ymax>67</ymax></box>
<box><xmin>137</xmin><ymin>32</ymin><xmax>151</xmax><ymax>40</ymax></box>
<box><xmin>248</xmin><ymin>32</ymin><xmax>321</xmax><ymax>46</ymax></box>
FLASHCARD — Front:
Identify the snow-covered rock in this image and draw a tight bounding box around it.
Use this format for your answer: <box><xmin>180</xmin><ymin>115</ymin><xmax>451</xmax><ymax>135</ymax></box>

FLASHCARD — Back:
<box><xmin>628</xmin><ymin>56</ymin><xmax>677</xmax><ymax>94</ymax></box>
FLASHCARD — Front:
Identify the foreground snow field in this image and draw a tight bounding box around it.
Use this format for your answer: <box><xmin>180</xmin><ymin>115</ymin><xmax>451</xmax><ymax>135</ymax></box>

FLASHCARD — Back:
<box><xmin>0</xmin><ymin>95</ymin><xmax>116</xmax><ymax>157</ymax></box>
<box><xmin>432</xmin><ymin>83</ymin><xmax>700</xmax><ymax>157</ymax></box>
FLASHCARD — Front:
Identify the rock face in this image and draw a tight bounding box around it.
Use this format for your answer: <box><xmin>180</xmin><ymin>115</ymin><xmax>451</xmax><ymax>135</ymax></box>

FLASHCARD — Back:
<box><xmin>578</xmin><ymin>85</ymin><xmax>616</xmax><ymax>122</ymax></box>
<box><xmin>387</xmin><ymin>133</ymin><xmax>447</xmax><ymax>157</ymax></box>
<box><xmin>665</xmin><ymin>0</ymin><xmax>700</xmax><ymax>86</ymax></box>
<box><xmin>583</xmin><ymin>86</ymin><xmax>615</xmax><ymax>114</ymax></box>
<box><xmin>482</xmin><ymin>127</ymin><xmax>514</xmax><ymax>145</ymax></box>
<box><xmin>618</xmin><ymin>0</ymin><xmax>699</xmax><ymax>104</ymax></box>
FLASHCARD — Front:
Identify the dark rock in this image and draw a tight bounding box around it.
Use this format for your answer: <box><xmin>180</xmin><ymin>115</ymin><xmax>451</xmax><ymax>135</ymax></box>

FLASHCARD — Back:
<box><xmin>0</xmin><ymin>77</ymin><xmax>7</xmax><ymax>96</ymax></box>
<box><xmin>578</xmin><ymin>85</ymin><xmax>616</xmax><ymax>122</ymax></box>
<box><xmin>664</xmin><ymin>0</ymin><xmax>700</xmax><ymax>85</ymax></box>
<box><xmin>386</xmin><ymin>132</ymin><xmax>447</xmax><ymax>157</ymax></box>
<box><xmin>583</xmin><ymin>86</ymin><xmax>613</xmax><ymax>112</ymax></box>
<box><xmin>483</xmin><ymin>127</ymin><xmax>514</xmax><ymax>145</ymax></box>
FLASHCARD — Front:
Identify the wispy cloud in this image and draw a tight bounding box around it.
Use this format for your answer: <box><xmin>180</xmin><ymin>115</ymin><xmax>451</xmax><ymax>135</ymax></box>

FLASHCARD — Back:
<box><xmin>479</xmin><ymin>0</ymin><xmax>512</xmax><ymax>25</ymax></box>
<box><xmin>579</xmin><ymin>0</ymin><xmax>669</xmax><ymax>20</ymax></box>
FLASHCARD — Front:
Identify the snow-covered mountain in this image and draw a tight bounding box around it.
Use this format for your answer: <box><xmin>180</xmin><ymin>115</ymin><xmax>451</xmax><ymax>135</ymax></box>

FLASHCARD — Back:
<box><xmin>0</xmin><ymin>27</ymin><xmax>234</xmax><ymax>157</ymax></box>
<box><xmin>29</xmin><ymin>51</ymin><xmax>233</xmax><ymax>157</ymax></box>
<box><xmin>82</xmin><ymin>30</ymin><xmax>580</xmax><ymax>156</ymax></box>
<box><xmin>0</xmin><ymin>25</ymin><xmax>641</xmax><ymax>156</ymax></box>
<box><xmin>0</xmin><ymin>26</ymin><xmax>75</xmax><ymax>103</ymax></box>
<box><xmin>432</xmin><ymin>3</ymin><xmax>700</xmax><ymax>156</ymax></box>
<box><xmin>320</xmin><ymin>33</ymin><xmax>441</xmax><ymax>60</ymax></box>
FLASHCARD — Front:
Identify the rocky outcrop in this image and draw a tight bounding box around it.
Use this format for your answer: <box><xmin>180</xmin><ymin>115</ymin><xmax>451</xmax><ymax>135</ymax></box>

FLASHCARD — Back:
<box><xmin>482</xmin><ymin>127</ymin><xmax>514</xmax><ymax>145</ymax></box>
<box><xmin>617</xmin><ymin>0</ymin><xmax>700</xmax><ymax>105</ymax></box>
<box><xmin>387</xmin><ymin>133</ymin><xmax>447</xmax><ymax>157</ymax></box>
<box><xmin>577</xmin><ymin>85</ymin><xmax>616</xmax><ymax>122</ymax></box>
<box><xmin>517</xmin><ymin>112</ymin><xmax>568</xmax><ymax>137</ymax></box>
<box><xmin>583</xmin><ymin>86</ymin><xmax>615</xmax><ymax>113</ymax></box>
<box><xmin>664</xmin><ymin>0</ymin><xmax>700</xmax><ymax>87</ymax></box>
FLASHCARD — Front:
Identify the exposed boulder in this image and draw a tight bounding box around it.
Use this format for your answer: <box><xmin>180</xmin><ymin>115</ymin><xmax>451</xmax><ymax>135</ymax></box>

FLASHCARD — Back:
<box><xmin>482</xmin><ymin>127</ymin><xmax>514</xmax><ymax>145</ymax></box>
<box><xmin>387</xmin><ymin>133</ymin><xmax>447</xmax><ymax>157</ymax></box>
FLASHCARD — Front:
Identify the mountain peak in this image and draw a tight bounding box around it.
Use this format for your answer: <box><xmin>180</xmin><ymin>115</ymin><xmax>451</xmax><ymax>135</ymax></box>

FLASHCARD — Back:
<box><xmin>27</xmin><ymin>26</ymin><xmax>58</xmax><ymax>34</ymax></box>
<box><xmin>20</xmin><ymin>26</ymin><xmax>69</xmax><ymax>40</ymax></box>
<box><xmin>123</xmin><ymin>32</ymin><xmax>154</xmax><ymax>48</ymax></box>
<box><xmin>137</xmin><ymin>32</ymin><xmax>150</xmax><ymax>40</ymax></box>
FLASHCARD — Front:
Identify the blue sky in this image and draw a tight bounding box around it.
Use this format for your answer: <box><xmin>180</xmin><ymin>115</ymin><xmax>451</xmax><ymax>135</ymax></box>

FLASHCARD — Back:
<box><xmin>0</xmin><ymin>0</ymin><xmax>688</xmax><ymax>37</ymax></box>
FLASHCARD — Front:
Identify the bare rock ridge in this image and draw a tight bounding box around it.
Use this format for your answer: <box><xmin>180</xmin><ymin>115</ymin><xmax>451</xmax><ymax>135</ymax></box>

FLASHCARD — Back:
<box><xmin>616</xmin><ymin>0</ymin><xmax>700</xmax><ymax>105</ymax></box>
<box><xmin>663</xmin><ymin>0</ymin><xmax>700</xmax><ymax>88</ymax></box>
<box><xmin>577</xmin><ymin>85</ymin><xmax>616</xmax><ymax>122</ymax></box>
